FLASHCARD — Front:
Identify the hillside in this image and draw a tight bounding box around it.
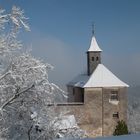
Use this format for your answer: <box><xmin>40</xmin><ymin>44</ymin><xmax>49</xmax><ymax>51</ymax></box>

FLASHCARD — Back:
<box><xmin>128</xmin><ymin>86</ymin><xmax>140</xmax><ymax>133</ymax></box>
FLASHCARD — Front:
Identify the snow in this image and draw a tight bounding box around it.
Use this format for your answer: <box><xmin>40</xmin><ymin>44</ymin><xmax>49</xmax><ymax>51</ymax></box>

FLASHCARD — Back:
<box><xmin>86</xmin><ymin>134</ymin><xmax>140</xmax><ymax>140</ymax></box>
<box><xmin>0</xmin><ymin>6</ymin><xmax>85</xmax><ymax>140</ymax></box>
<box><xmin>67</xmin><ymin>74</ymin><xmax>89</xmax><ymax>88</ymax></box>
<box><xmin>57</xmin><ymin>134</ymin><xmax>140</xmax><ymax>140</ymax></box>
<box><xmin>68</xmin><ymin>64</ymin><xmax>129</xmax><ymax>88</ymax></box>
<box><xmin>84</xmin><ymin>64</ymin><xmax>129</xmax><ymax>88</ymax></box>
<box><xmin>31</xmin><ymin>111</ymin><xmax>37</xmax><ymax>119</ymax></box>
<box><xmin>109</xmin><ymin>99</ymin><xmax>119</xmax><ymax>105</ymax></box>
<box><xmin>54</xmin><ymin>115</ymin><xmax>77</xmax><ymax>130</ymax></box>
<box><xmin>88</xmin><ymin>36</ymin><xmax>102</xmax><ymax>52</ymax></box>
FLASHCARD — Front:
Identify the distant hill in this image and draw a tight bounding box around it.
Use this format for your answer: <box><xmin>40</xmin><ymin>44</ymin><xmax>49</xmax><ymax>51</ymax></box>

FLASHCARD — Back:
<box><xmin>128</xmin><ymin>86</ymin><xmax>140</xmax><ymax>100</ymax></box>
<box><xmin>127</xmin><ymin>85</ymin><xmax>140</xmax><ymax>133</ymax></box>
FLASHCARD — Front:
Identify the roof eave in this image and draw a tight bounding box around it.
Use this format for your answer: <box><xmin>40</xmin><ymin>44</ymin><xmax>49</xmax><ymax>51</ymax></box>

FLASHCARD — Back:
<box><xmin>84</xmin><ymin>85</ymin><xmax>129</xmax><ymax>88</ymax></box>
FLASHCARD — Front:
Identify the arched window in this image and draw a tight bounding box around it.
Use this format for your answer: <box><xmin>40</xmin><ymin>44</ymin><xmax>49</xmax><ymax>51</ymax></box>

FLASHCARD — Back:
<box><xmin>96</xmin><ymin>56</ymin><xmax>99</xmax><ymax>61</ymax></box>
<box><xmin>92</xmin><ymin>57</ymin><xmax>94</xmax><ymax>61</ymax></box>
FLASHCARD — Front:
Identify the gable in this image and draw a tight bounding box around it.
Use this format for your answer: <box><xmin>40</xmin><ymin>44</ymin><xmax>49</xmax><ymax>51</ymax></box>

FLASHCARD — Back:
<box><xmin>84</xmin><ymin>64</ymin><xmax>129</xmax><ymax>88</ymax></box>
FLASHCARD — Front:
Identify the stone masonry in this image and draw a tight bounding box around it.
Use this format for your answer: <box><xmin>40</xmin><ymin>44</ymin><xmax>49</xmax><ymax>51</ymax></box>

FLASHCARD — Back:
<box><xmin>57</xmin><ymin>86</ymin><xmax>127</xmax><ymax>137</ymax></box>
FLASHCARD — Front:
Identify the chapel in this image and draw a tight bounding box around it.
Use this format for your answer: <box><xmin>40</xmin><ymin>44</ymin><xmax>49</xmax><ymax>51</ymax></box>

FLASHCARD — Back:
<box><xmin>66</xmin><ymin>30</ymin><xmax>129</xmax><ymax>136</ymax></box>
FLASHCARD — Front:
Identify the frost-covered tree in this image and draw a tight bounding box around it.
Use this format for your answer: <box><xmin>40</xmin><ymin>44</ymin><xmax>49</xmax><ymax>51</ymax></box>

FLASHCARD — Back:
<box><xmin>0</xmin><ymin>6</ymin><xmax>85</xmax><ymax>140</ymax></box>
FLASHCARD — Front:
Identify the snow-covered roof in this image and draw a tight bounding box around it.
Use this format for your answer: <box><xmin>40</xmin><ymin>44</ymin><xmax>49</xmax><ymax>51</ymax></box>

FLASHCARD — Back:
<box><xmin>54</xmin><ymin>115</ymin><xmax>77</xmax><ymax>130</ymax></box>
<box><xmin>67</xmin><ymin>64</ymin><xmax>129</xmax><ymax>88</ymax></box>
<box><xmin>67</xmin><ymin>74</ymin><xmax>89</xmax><ymax>88</ymax></box>
<box><xmin>88</xmin><ymin>36</ymin><xmax>102</xmax><ymax>52</ymax></box>
<box><xmin>84</xmin><ymin>64</ymin><xmax>129</xmax><ymax>88</ymax></box>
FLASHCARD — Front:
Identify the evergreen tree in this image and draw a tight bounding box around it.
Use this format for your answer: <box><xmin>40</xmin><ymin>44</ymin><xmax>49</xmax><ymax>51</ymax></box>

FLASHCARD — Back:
<box><xmin>113</xmin><ymin>120</ymin><xmax>129</xmax><ymax>136</ymax></box>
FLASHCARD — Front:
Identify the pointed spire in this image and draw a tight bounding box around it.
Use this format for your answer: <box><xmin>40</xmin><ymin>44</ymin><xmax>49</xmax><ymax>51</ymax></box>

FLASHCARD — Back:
<box><xmin>87</xmin><ymin>36</ymin><xmax>102</xmax><ymax>52</ymax></box>
<box><xmin>87</xmin><ymin>23</ymin><xmax>102</xmax><ymax>52</ymax></box>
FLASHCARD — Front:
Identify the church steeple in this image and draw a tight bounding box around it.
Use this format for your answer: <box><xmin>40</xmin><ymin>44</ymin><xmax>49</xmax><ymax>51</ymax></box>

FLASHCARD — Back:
<box><xmin>87</xmin><ymin>27</ymin><xmax>102</xmax><ymax>75</ymax></box>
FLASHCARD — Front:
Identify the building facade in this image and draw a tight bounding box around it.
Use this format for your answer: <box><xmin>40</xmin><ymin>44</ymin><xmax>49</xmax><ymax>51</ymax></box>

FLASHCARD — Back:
<box><xmin>66</xmin><ymin>34</ymin><xmax>129</xmax><ymax>137</ymax></box>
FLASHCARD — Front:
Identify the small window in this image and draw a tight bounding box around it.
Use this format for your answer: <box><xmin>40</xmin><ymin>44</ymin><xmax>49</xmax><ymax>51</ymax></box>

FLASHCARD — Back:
<box><xmin>113</xmin><ymin>112</ymin><xmax>119</xmax><ymax>119</ymax></box>
<box><xmin>92</xmin><ymin>57</ymin><xmax>94</xmax><ymax>61</ymax></box>
<box><xmin>110</xmin><ymin>91</ymin><xmax>118</xmax><ymax>101</ymax></box>
<box><xmin>96</xmin><ymin>57</ymin><xmax>99</xmax><ymax>61</ymax></box>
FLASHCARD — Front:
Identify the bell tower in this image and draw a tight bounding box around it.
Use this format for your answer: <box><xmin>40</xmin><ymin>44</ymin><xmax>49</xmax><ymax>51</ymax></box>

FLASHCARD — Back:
<box><xmin>87</xmin><ymin>26</ymin><xmax>102</xmax><ymax>75</ymax></box>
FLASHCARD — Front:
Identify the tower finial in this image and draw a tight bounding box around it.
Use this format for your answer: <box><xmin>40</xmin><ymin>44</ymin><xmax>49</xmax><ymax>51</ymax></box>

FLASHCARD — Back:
<box><xmin>92</xmin><ymin>22</ymin><xmax>95</xmax><ymax>36</ymax></box>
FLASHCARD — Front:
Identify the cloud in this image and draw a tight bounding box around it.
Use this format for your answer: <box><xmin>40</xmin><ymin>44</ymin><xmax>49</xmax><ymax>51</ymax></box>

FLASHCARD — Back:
<box><xmin>30</xmin><ymin>35</ymin><xmax>86</xmax><ymax>90</ymax></box>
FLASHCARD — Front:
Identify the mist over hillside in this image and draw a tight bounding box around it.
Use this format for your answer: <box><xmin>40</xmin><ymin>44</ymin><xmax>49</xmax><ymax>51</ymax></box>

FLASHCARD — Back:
<box><xmin>128</xmin><ymin>86</ymin><xmax>140</xmax><ymax>99</ymax></box>
<box><xmin>127</xmin><ymin>85</ymin><xmax>140</xmax><ymax>133</ymax></box>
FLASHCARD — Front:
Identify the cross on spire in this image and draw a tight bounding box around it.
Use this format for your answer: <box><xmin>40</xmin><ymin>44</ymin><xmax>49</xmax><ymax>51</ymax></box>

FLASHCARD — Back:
<box><xmin>92</xmin><ymin>23</ymin><xmax>95</xmax><ymax>36</ymax></box>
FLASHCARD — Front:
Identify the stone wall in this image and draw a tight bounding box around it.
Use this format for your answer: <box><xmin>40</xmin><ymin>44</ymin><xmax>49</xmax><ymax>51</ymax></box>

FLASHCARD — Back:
<box><xmin>57</xmin><ymin>87</ymin><xmax>103</xmax><ymax>137</ymax></box>
<box><xmin>57</xmin><ymin>87</ymin><xmax>127</xmax><ymax>138</ymax></box>
<box><xmin>102</xmin><ymin>87</ymin><xmax>127</xmax><ymax>136</ymax></box>
<box><xmin>84</xmin><ymin>87</ymin><xmax>103</xmax><ymax>137</ymax></box>
<box><xmin>67</xmin><ymin>85</ymin><xmax>74</xmax><ymax>102</ymax></box>
<box><xmin>67</xmin><ymin>86</ymin><xmax>84</xmax><ymax>102</ymax></box>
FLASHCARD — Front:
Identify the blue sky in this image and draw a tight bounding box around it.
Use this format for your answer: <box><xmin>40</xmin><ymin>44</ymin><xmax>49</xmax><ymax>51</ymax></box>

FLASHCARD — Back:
<box><xmin>0</xmin><ymin>0</ymin><xmax>140</xmax><ymax>89</ymax></box>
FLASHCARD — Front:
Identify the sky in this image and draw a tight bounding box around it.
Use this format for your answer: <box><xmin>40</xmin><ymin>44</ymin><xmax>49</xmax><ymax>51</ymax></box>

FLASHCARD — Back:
<box><xmin>0</xmin><ymin>0</ymin><xmax>140</xmax><ymax>90</ymax></box>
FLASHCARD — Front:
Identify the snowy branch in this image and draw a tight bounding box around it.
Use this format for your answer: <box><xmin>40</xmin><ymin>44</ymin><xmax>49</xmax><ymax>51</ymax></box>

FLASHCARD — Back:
<box><xmin>0</xmin><ymin>5</ymin><xmax>85</xmax><ymax>140</ymax></box>
<box><xmin>0</xmin><ymin>84</ymin><xmax>34</xmax><ymax>110</ymax></box>
<box><xmin>0</xmin><ymin>71</ymin><xmax>11</xmax><ymax>81</ymax></box>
